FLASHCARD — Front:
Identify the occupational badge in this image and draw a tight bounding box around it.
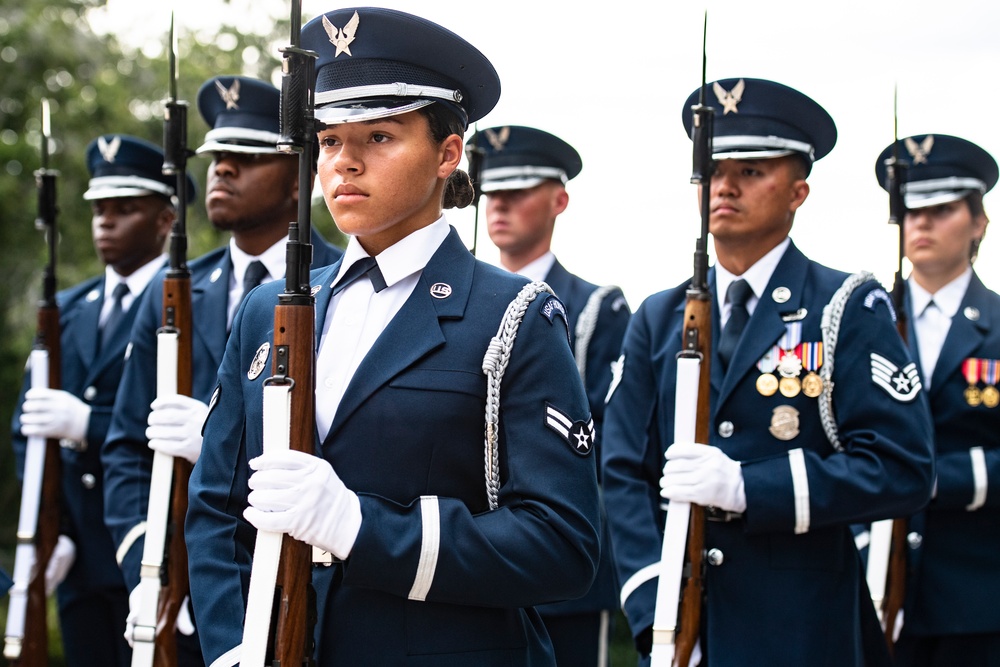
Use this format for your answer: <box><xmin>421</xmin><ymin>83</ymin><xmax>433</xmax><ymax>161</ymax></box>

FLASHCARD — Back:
<box><xmin>247</xmin><ymin>341</ymin><xmax>270</xmax><ymax>381</ymax></box>
<box><xmin>870</xmin><ymin>352</ymin><xmax>921</xmax><ymax>402</ymax></box>
<box><xmin>769</xmin><ymin>405</ymin><xmax>800</xmax><ymax>441</ymax></box>
<box><xmin>545</xmin><ymin>403</ymin><xmax>594</xmax><ymax>456</ymax></box>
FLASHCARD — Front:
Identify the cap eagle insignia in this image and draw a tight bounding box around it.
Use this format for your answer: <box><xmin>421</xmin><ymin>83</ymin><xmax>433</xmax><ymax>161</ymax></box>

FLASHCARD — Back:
<box><xmin>904</xmin><ymin>135</ymin><xmax>934</xmax><ymax>165</ymax></box>
<box><xmin>484</xmin><ymin>126</ymin><xmax>511</xmax><ymax>151</ymax></box>
<box><xmin>713</xmin><ymin>79</ymin><xmax>745</xmax><ymax>115</ymax></box>
<box><xmin>215</xmin><ymin>79</ymin><xmax>241</xmax><ymax>110</ymax></box>
<box><xmin>98</xmin><ymin>135</ymin><xmax>121</xmax><ymax>163</ymax></box>
<box><xmin>323</xmin><ymin>11</ymin><xmax>360</xmax><ymax>58</ymax></box>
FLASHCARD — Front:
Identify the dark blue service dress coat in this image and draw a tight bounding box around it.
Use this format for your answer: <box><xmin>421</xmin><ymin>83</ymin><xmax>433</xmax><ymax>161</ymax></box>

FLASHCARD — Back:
<box><xmin>102</xmin><ymin>229</ymin><xmax>341</xmax><ymax>592</ymax></box>
<box><xmin>186</xmin><ymin>228</ymin><xmax>601</xmax><ymax>666</ymax></box>
<box><xmin>602</xmin><ymin>242</ymin><xmax>934</xmax><ymax>667</ymax></box>
<box><xmin>902</xmin><ymin>272</ymin><xmax>1000</xmax><ymax>637</ymax></box>
<box><xmin>539</xmin><ymin>259</ymin><xmax>630</xmax><ymax>618</ymax></box>
<box><xmin>12</xmin><ymin>273</ymin><xmax>147</xmax><ymax>665</ymax></box>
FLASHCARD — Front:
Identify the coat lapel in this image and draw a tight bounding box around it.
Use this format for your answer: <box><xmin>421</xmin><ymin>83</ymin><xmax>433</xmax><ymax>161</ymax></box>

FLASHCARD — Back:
<box><xmin>929</xmin><ymin>272</ymin><xmax>990</xmax><ymax>397</ymax></box>
<box><xmin>322</xmin><ymin>230</ymin><xmax>474</xmax><ymax>443</ymax></box>
<box><xmin>70</xmin><ymin>282</ymin><xmax>103</xmax><ymax>371</ymax></box>
<box><xmin>716</xmin><ymin>244</ymin><xmax>807</xmax><ymax>409</ymax></box>
<box><xmin>192</xmin><ymin>252</ymin><xmax>232</xmax><ymax>371</ymax></box>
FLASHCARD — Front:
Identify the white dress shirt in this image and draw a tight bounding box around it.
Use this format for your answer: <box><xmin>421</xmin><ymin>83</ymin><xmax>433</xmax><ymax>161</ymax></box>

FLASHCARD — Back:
<box><xmin>315</xmin><ymin>217</ymin><xmax>451</xmax><ymax>437</ymax></box>
<box><xmin>227</xmin><ymin>236</ymin><xmax>286</xmax><ymax>327</ymax></box>
<box><xmin>910</xmin><ymin>267</ymin><xmax>972</xmax><ymax>388</ymax></box>
<box><xmin>99</xmin><ymin>254</ymin><xmax>166</xmax><ymax>326</ymax></box>
<box><xmin>714</xmin><ymin>237</ymin><xmax>790</xmax><ymax>327</ymax></box>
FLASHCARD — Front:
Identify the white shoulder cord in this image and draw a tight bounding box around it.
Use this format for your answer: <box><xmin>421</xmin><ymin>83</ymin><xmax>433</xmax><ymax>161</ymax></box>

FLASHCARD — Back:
<box><xmin>481</xmin><ymin>280</ymin><xmax>555</xmax><ymax>510</ymax></box>
<box><xmin>574</xmin><ymin>285</ymin><xmax>620</xmax><ymax>384</ymax></box>
<box><xmin>819</xmin><ymin>271</ymin><xmax>876</xmax><ymax>451</ymax></box>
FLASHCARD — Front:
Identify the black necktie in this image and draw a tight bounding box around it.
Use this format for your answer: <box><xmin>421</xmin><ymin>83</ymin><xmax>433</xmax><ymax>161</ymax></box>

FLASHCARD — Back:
<box><xmin>101</xmin><ymin>282</ymin><xmax>130</xmax><ymax>348</ymax></box>
<box><xmin>243</xmin><ymin>260</ymin><xmax>269</xmax><ymax>300</ymax></box>
<box><xmin>331</xmin><ymin>256</ymin><xmax>387</xmax><ymax>296</ymax></box>
<box><xmin>718</xmin><ymin>278</ymin><xmax>752</xmax><ymax>370</ymax></box>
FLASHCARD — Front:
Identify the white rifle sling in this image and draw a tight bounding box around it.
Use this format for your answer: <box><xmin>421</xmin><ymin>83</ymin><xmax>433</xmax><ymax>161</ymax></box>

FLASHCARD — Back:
<box><xmin>574</xmin><ymin>285</ymin><xmax>619</xmax><ymax>383</ymax></box>
<box><xmin>866</xmin><ymin>519</ymin><xmax>893</xmax><ymax>621</ymax></box>
<box><xmin>240</xmin><ymin>383</ymin><xmax>292</xmax><ymax>666</ymax></box>
<box><xmin>131</xmin><ymin>331</ymin><xmax>180</xmax><ymax>666</ymax></box>
<box><xmin>650</xmin><ymin>355</ymin><xmax>701</xmax><ymax>667</ymax></box>
<box><xmin>4</xmin><ymin>350</ymin><xmax>49</xmax><ymax>660</ymax></box>
<box><xmin>481</xmin><ymin>280</ymin><xmax>554</xmax><ymax>511</ymax></box>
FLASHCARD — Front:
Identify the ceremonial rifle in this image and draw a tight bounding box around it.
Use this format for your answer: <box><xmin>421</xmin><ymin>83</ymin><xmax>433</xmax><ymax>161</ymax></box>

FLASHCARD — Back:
<box><xmin>866</xmin><ymin>86</ymin><xmax>909</xmax><ymax>655</ymax></box>
<box><xmin>4</xmin><ymin>98</ymin><xmax>62</xmax><ymax>666</ymax></box>
<box><xmin>130</xmin><ymin>14</ymin><xmax>193</xmax><ymax>667</ymax></box>
<box><xmin>650</xmin><ymin>14</ymin><xmax>713</xmax><ymax>667</ymax></box>
<box><xmin>464</xmin><ymin>123</ymin><xmax>485</xmax><ymax>256</ymax></box>
<box><xmin>241</xmin><ymin>1</ymin><xmax>318</xmax><ymax>663</ymax></box>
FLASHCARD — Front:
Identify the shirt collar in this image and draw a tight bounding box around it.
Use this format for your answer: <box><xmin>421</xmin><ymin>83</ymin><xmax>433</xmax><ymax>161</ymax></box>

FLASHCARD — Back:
<box><xmin>715</xmin><ymin>237</ymin><xmax>791</xmax><ymax>312</ymax></box>
<box><xmin>909</xmin><ymin>266</ymin><xmax>973</xmax><ymax>318</ymax></box>
<box><xmin>333</xmin><ymin>216</ymin><xmax>451</xmax><ymax>288</ymax></box>
<box><xmin>505</xmin><ymin>251</ymin><xmax>555</xmax><ymax>282</ymax></box>
<box><xmin>105</xmin><ymin>254</ymin><xmax>166</xmax><ymax>297</ymax></box>
<box><xmin>229</xmin><ymin>236</ymin><xmax>288</xmax><ymax>285</ymax></box>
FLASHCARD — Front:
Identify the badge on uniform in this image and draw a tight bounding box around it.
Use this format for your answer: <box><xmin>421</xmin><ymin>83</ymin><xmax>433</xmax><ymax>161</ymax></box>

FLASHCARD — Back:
<box><xmin>755</xmin><ymin>322</ymin><xmax>823</xmax><ymax>399</ymax></box>
<box><xmin>962</xmin><ymin>358</ymin><xmax>1000</xmax><ymax>408</ymax></box>
<box><xmin>605</xmin><ymin>354</ymin><xmax>625</xmax><ymax>404</ymax></box>
<box><xmin>248</xmin><ymin>342</ymin><xmax>270</xmax><ymax>381</ymax></box>
<box><xmin>863</xmin><ymin>288</ymin><xmax>896</xmax><ymax>321</ymax></box>
<box><xmin>545</xmin><ymin>403</ymin><xmax>594</xmax><ymax>456</ymax></box>
<box><xmin>539</xmin><ymin>294</ymin><xmax>570</xmax><ymax>343</ymax></box>
<box><xmin>870</xmin><ymin>352</ymin><xmax>921</xmax><ymax>402</ymax></box>
<box><xmin>203</xmin><ymin>384</ymin><xmax>222</xmax><ymax>435</ymax></box>
<box><xmin>769</xmin><ymin>405</ymin><xmax>800</xmax><ymax>441</ymax></box>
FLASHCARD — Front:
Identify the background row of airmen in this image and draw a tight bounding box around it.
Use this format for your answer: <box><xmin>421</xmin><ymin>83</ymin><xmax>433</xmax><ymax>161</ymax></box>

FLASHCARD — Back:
<box><xmin>3</xmin><ymin>6</ymin><xmax>997</xmax><ymax>667</ymax></box>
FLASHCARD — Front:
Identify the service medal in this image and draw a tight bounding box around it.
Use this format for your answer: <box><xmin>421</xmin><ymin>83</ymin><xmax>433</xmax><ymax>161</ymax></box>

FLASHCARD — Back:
<box><xmin>980</xmin><ymin>359</ymin><xmax>999</xmax><ymax>408</ymax></box>
<box><xmin>963</xmin><ymin>358</ymin><xmax>983</xmax><ymax>407</ymax></box>
<box><xmin>801</xmin><ymin>372</ymin><xmax>823</xmax><ymax>398</ymax></box>
<box><xmin>757</xmin><ymin>373</ymin><xmax>779</xmax><ymax>396</ymax></box>
<box><xmin>769</xmin><ymin>405</ymin><xmax>800</xmax><ymax>441</ymax></box>
<box><xmin>982</xmin><ymin>386</ymin><xmax>999</xmax><ymax>409</ymax></box>
<box><xmin>779</xmin><ymin>376</ymin><xmax>801</xmax><ymax>398</ymax></box>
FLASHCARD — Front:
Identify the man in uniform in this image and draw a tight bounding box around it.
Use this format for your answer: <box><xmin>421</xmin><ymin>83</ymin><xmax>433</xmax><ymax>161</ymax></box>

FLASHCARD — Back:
<box><xmin>101</xmin><ymin>76</ymin><xmax>342</xmax><ymax>658</ymax></box>
<box><xmin>12</xmin><ymin>135</ymin><xmax>195</xmax><ymax>666</ymax></box>
<box><xmin>601</xmin><ymin>77</ymin><xmax>934</xmax><ymax>666</ymax></box>
<box><xmin>470</xmin><ymin>124</ymin><xmax>630</xmax><ymax>666</ymax></box>
<box><xmin>873</xmin><ymin>134</ymin><xmax>1000</xmax><ymax>665</ymax></box>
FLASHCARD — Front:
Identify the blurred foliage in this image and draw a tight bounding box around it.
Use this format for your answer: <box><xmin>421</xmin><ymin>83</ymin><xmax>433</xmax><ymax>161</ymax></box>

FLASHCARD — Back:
<box><xmin>0</xmin><ymin>0</ymin><xmax>345</xmax><ymax>570</ymax></box>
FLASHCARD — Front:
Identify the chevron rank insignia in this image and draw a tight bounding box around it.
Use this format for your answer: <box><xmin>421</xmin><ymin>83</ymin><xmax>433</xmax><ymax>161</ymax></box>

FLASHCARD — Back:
<box><xmin>545</xmin><ymin>403</ymin><xmax>594</xmax><ymax>456</ymax></box>
<box><xmin>870</xmin><ymin>352</ymin><xmax>921</xmax><ymax>402</ymax></box>
<box><xmin>202</xmin><ymin>384</ymin><xmax>222</xmax><ymax>436</ymax></box>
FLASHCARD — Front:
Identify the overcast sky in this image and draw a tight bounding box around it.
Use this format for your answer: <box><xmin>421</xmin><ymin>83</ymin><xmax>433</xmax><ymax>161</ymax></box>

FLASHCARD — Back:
<box><xmin>91</xmin><ymin>0</ymin><xmax>1000</xmax><ymax>308</ymax></box>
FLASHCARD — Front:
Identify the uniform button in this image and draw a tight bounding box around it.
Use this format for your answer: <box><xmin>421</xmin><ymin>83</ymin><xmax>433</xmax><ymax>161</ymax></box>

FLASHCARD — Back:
<box><xmin>324</xmin><ymin>377</ymin><xmax>335</xmax><ymax>389</ymax></box>
<box><xmin>706</xmin><ymin>548</ymin><xmax>724</xmax><ymax>566</ymax></box>
<box><xmin>83</xmin><ymin>386</ymin><xmax>97</xmax><ymax>401</ymax></box>
<box><xmin>907</xmin><ymin>532</ymin><xmax>923</xmax><ymax>550</ymax></box>
<box><xmin>718</xmin><ymin>421</ymin><xmax>734</xmax><ymax>438</ymax></box>
<box><xmin>81</xmin><ymin>473</ymin><xmax>96</xmax><ymax>489</ymax></box>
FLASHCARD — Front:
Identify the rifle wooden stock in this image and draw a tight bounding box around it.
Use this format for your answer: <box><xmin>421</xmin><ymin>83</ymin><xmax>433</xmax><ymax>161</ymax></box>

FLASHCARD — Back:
<box><xmin>269</xmin><ymin>303</ymin><xmax>316</xmax><ymax>665</ymax></box>
<box><xmin>673</xmin><ymin>297</ymin><xmax>712</xmax><ymax>667</ymax></box>
<box><xmin>153</xmin><ymin>275</ymin><xmax>193</xmax><ymax>666</ymax></box>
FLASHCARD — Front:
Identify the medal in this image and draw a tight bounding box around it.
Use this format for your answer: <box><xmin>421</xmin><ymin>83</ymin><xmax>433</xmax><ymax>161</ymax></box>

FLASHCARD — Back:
<box><xmin>801</xmin><ymin>373</ymin><xmax>823</xmax><ymax>398</ymax></box>
<box><xmin>981</xmin><ymin>359</ymin><xmax>999</xmax><ymax>408</ymax></box>
<box><xmin>756</xmin><ymin>346</ymin><xmax>781</xmax><ymax>397</ymax></box>
<box><xmin>963</xmin><ymin>358</ymin><xmax>983</xmax><ymax>407</ymax></box>
<box><xmin>757</xmin><ymin>373</ymin><xmax>779</xmax><ymax>396</ymax></box>
<box><xmin>779</xmin><ymin>376</ymin><xmax>801</xmax><ymax>398</ymax></box>
<box><xmin>799</xmin><ymin>342</ymin><xmax>824</xmax><ymax>398</ymax></box>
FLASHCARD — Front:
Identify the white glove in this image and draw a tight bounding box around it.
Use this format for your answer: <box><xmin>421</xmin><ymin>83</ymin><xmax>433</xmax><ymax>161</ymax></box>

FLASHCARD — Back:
<box><xmin>145</xmin><ymin>394</ymin><xmax>209</xmax><ymax>464</ymax></box>
<box><xmin>124</xmin><ymin>587</ymin><xmax>194</xmax><ymax>648</ymax></box>
<box><xmin>244</xmin><ymin>450</ymin><xmax>362</xmax><ymax>561</ymax></box>
<box><xmin>660</xmin><ymin>442</ymin><xmax>746</xmax><ymax>513</ymax></box>
<box><xmin>20</xmin><ymin>388</ymin><xmax>91</xmax><ymax>443</ymax></box>
<box><xmin>41</xmin><ymin>535</ymin><xmax>75</xmax><ymax>595</ymax></box>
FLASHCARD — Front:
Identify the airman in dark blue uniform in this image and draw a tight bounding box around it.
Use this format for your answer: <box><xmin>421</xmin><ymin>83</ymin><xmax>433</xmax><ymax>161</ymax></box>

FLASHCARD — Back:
<box><xmin>601</xmin><ymin>78</ymin><xmax>935</xmax><ymax>667</ymax></box>
<box><xmin>873</xmin><ymin>134</ymin><xmax>1000</xmax><ymax>666</ymax></box>
<box><xmin>185</xmin><ymin>8</ymin><xmax>600</xmax><ymax>666</ymax></box>
<box><xmin>470</xmin><ymin>124</ymin><xmax>630</xmax><ymax>666</ymax></box>
<box><xmin>101</xmin><ymin>77</ymin><xmax>342</xmax><ymax>663</ymax></box>
<box><xmin>12</xmin><ymin>134</ymin><xmax>195</xmax><ymax>666</ymax></box>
